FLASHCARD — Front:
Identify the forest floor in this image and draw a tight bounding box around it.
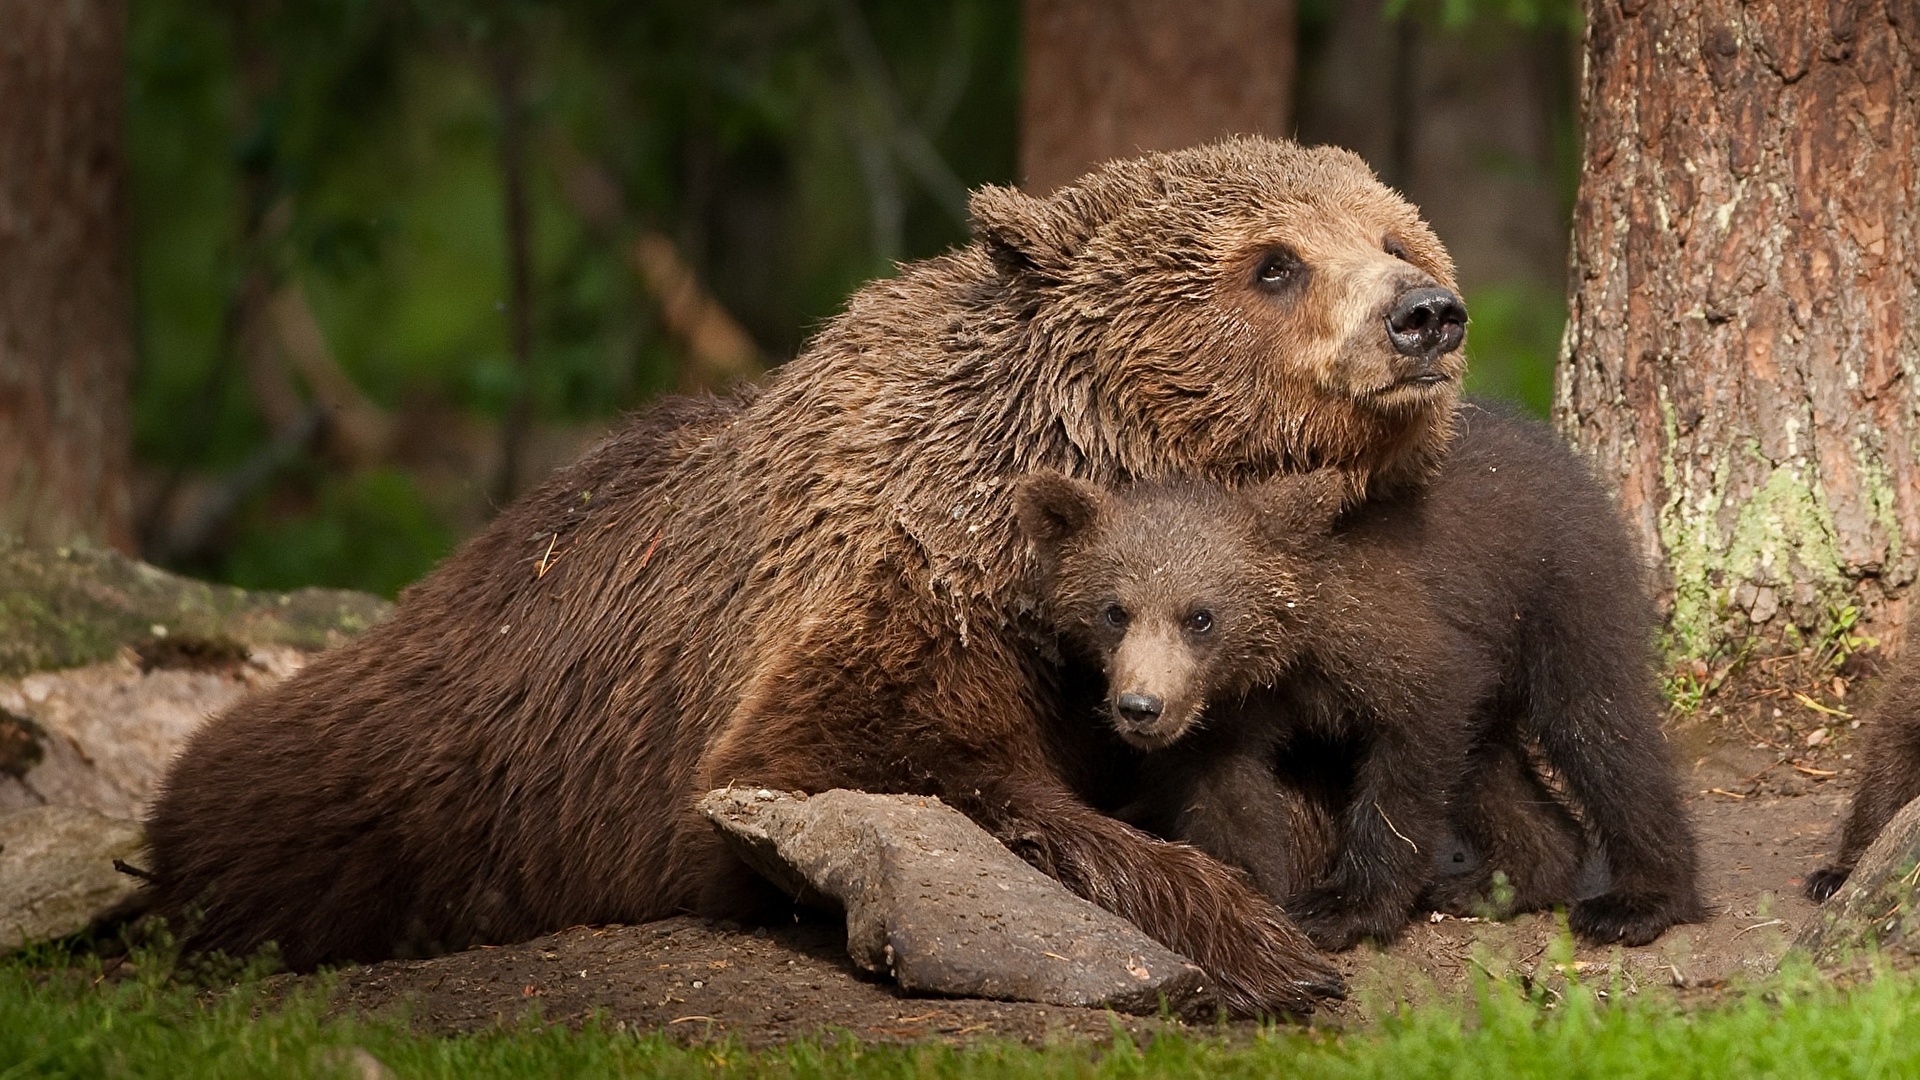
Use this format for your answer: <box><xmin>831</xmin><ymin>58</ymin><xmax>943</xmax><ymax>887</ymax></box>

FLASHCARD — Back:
<box><xmin>309</xmin><ymin>733</ymin><xmax>1853</xmax><ymax>1049</ymax></box>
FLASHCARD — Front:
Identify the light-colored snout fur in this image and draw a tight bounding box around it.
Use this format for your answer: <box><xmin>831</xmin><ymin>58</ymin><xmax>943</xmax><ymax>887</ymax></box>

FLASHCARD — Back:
<box><xmin>1105</xmin><ymin>618</ymin><xmax>1208</xmax><ymax>749</ymax></box>
<box><xmin>1320</xmin><ymin>247</ymin><xmax>1464</xmax><ymax>399</ymax></box>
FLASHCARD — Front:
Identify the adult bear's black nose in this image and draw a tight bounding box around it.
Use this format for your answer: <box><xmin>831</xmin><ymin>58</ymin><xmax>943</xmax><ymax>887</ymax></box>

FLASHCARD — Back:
<box><xmin>1115</xmin><ymin>693</ymin><xmax>1164</xmax><ymax>726</ymax></box>
<box><xmin>1386</xmin><ymin>287</ymin><xmax>1468</xmax><ymax>358</ymax></box>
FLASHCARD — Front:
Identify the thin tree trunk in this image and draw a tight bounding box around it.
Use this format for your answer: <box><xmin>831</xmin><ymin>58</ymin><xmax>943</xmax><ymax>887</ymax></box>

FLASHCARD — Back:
<box><xmin>0</xmin><ymin>0</ymin><xmax>136</xmax><ymax>552</ymax></box>
<box><xmin>1557</xmin><ymin>0</ymin><xmax>1920</xmax><ymax>662</ymax></box>
<box><xmin>1019</xmin><ymin>0</ymin><xmax>1295</xmax><ymax>194</ymax></box>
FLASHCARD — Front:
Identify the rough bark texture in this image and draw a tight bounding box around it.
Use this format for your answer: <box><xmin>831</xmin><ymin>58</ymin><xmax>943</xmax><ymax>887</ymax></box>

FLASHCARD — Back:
<box><xmin>1019</xmin><ymin>0</ymin><xmax>1294</xmax><ymax>194</ymax></box>
<box><xmin>1557</xmin><ymin>0</ymin><xmax>1920</xmax><ymax>660</ymax></box>
<box><xmin>0</xmin><ymin>0</ymin><xmax>136</xmax><ymax>552</ymax></box>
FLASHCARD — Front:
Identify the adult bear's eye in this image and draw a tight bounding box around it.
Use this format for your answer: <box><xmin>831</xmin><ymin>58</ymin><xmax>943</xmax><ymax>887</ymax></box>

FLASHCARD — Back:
<box><xmin>1384</xmin><ymin>236</ymin><xmax>1411</xmax><ymax>261</ymax></box>
<box><xmin>1103</xmin><ymin>604</ymin><xmax>1129</xmax><ymax>628</ymax></box>
<box><xmin>1185</xmin><ymin>610</ymin><xmax>1214</xmax><ymax>635</ymax></box>
<box><xmin>1253</xmin><ymin>248</ymin><xmax>1303</xmax><ymax>290</ymax></box>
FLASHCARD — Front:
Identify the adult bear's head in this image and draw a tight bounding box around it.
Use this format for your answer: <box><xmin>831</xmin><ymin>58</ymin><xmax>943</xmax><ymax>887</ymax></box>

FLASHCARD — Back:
<box><xmin>971</xmin><ymin>137</ymin><xmax>1464</xmax><ymax>496</ymax></box>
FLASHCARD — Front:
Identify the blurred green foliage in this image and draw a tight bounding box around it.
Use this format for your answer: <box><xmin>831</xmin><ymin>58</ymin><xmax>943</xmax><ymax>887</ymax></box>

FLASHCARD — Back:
<box><xmin>1461</xmin><ymin>281</ymin><xmax>1565</xmax><ymax>416</ymax></box>
<box><xmin>1384</xmin><ymin>0</ymin><xmax>1582</xmax><ymax>31</ymax></box>
<box><xmin>126</xmin><ymin>0</ymin><xmax>1572</xmax><ymax>596</ymax></box>
<box><xmin>125</xmin><ymin>0</ymin><xmax>1020</xmax><ymax>596</ymax></box>
<box><xmin>222</xmin><ymin>467</ymin><xmax>455</xmax><ymax>599</ymax></box>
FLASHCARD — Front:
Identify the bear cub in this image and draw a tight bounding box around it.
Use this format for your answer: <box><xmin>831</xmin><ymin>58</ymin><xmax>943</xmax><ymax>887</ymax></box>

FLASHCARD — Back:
<box><xmin>1017</xmin><ymin>406</ymin><xmax>1703</xmax><ymax>949</ymax></box>
<box><xmin>1808</xmin><ymin>633</ymin><xmax>1920</xmax><ymax>901</ymax></box>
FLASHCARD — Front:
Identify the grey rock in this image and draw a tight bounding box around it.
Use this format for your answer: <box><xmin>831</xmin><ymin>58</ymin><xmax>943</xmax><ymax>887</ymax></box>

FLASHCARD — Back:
<box><xmin>1793</xmin><ymin>795</ymin><xmax>1920</xmax><ymax>967</ymax></box>
<box><xmin>0</xmin><ymin>805</ymin><xmax>147</xmax><ymax>947</ymax></box>
<box><xmin>0</xmin><ymin>650</ymin><xmax>309</xmax><ymax>820</ymax></box>
<box><xmin>699</xmin><ymin>787</ymin><xmax>1214</xmax><ymax>1017</ymax></box>
<box><xmin>0</xmin><ymin>533</ymin><xmax>386</xmax><ymax>819</ymax></box>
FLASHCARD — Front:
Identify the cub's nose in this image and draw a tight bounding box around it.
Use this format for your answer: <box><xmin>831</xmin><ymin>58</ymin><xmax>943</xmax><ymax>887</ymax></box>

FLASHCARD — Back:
<box><xmin>1386</xmin><ymin>286</ymin><xmax>1468</xmax><ymax>359</ymax></box>
<box><xmin>1114</xmin><ymin>692</ymin><xmax>1165</xmax><ymax>727</ymax></box>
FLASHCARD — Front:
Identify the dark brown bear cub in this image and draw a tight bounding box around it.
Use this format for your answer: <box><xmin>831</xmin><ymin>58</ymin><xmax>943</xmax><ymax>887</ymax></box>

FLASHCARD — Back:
<box><xmin>1017</xmin><ymin>404</ymin><xmax>1704</xmax><ymax>949</ymax></box>
<box><xmin>1808</xmin><ymin>637</ymin><xmax>1920</xmax><ymax>900</ymax></box>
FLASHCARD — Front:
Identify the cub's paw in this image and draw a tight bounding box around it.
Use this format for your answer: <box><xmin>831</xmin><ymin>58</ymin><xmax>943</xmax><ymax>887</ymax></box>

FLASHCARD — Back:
<box><xmin>1804</xmin><ymin>864</ymin><xmax>1852</xmax><ymax>903</ymax></box>
<box><xmin>1419</xmin><ymin>871</ymin><xmax>1495</xmax><ymax>919</ymax></box>
<box><xmin>1287</xmin><ymin>887</ymin><xmax>1410</xmax><ymax>952</ymax></box>
<box><xmin>1569</xmin><ymin>891</ymin><xmax>1700</xmax><ymax>947</ymax></box>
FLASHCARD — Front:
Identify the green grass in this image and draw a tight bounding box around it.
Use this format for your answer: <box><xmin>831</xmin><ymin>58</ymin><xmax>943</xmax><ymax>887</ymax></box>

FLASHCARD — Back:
<box><xmin>5</xmin><ymin>945</ymin><xmax>1920</xmax><ymax>1079</ymax></box>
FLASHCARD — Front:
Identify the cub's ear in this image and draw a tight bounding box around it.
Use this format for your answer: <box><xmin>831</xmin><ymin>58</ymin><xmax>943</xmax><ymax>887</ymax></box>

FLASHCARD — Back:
<box><xmin>1014</xmin><ymin>472</ymin><xmax>1103</xmax><ymax>552</ymax></box>
<box><xmin>968</xmin><ymin>185</ymin><xmax>1079</xmax><ymax>278</ymax></box>
<box><xmin>1247</xmin><ymin>469</ymin><xmax>1349</xmax><ymax>545</ymax></box>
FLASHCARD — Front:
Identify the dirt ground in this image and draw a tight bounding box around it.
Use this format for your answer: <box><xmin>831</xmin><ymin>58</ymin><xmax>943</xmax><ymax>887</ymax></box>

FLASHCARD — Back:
<box><xmin>313</xmin><ymin>735</ymin><xmax>1855</xmax><ymax>1048</ymax></box>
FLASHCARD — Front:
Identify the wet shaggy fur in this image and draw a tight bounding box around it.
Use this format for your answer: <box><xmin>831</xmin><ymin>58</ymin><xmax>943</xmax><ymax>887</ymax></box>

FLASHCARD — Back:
<box><xmin>144</xmin><ymin>137</ymin><xmax>1468</xmax><ymax>1018</ymax></box>
<box><xmin>1017</xmin><ymin>405</ymin><xmax>1704</xmax><ymax>950</ymax></box>
<box><xmin>1808</xmin><ymin>635</ymin><xmax>1920</xmax><ymax>901</ymax></box>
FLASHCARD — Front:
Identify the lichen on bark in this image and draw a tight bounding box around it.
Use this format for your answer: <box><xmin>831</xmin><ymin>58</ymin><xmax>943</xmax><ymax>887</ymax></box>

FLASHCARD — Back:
<box><xmin>1558</xmin><ymin>0</ymin><xmax>1920</xmax><ymax>673</ymax></box>
<box><xmin>1654</xmin><ymin>390</ymin><xmax>1888</xmax><ymax>663</ymax></box>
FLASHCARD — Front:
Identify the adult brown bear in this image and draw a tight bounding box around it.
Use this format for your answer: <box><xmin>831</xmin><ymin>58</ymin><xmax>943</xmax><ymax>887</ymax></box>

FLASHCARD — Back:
<box><xmin>144</xmin><ymin>137</ymin><xmax>1467</xmax><ymax>1017</ymax></box>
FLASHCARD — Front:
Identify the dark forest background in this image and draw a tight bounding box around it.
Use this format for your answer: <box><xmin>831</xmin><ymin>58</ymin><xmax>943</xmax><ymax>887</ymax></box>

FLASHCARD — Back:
<box><xmin>117</xmin><ymin>0</ymin><xmax>1578</xmax><ymax>598</ymax></box>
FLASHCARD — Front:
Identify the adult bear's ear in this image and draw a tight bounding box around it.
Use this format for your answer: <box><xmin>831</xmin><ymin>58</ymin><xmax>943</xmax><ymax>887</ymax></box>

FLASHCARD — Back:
<box><xmin>1014</xmin><ymin>472</ymin><xmax>1103</xmax><ymax>553</ymax></box>
<box><xmin>969</xmin><ymin>185</ymin><xmax>1077</xmax><ymax>278</ymax></box>
<box><xmin>1248</xmin><ymin>470</ymin><xmax>1348</xmax><ymax>545</ymax></box>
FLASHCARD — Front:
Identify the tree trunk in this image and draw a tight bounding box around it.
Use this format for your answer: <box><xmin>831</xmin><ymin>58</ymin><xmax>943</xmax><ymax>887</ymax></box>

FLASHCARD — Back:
<box><xmin>1557</xmin><ymin>0</ymin><xmax>1920</xmax><ymax>664</ymax></box>
<box><xmin>1019</xmin><ymin>0</ymin><xmax>1295</xmax><ymax>194</ymax></box>
<box><xmin>0</xmin><ymin>0</ymin><xmax>136</xmax><ymax>552</ymax></box>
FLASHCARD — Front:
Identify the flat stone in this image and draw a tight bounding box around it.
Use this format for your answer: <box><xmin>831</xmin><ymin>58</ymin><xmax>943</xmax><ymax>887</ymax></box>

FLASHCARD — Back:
<box><xmin>0</xmin><ymin>650</ymin><xmax>307</xmax><ymax>819</ymax></box>
<box><xmin>698</xmin><ymin>788</ymin><xmax>1214</xmax><ymax>1017</ymax></box>
<box><xmin>1792</xmin><ymin>795</ymin><xmax>1920</xmax><ymax>968</ymax></box>
<box><xmin>0</xmin><ymin>805</ymin><xmax>147</xmax><ymax>948</ymax></box>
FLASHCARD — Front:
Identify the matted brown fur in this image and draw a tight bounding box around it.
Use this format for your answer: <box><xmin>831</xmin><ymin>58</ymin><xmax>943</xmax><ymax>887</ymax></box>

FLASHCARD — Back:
<box><xmin>144</xmin><ymin>137</ymin><xmax>1463</xmax><ymax>1018</ymax></box>
<box><xmin>1018</xmin><ymin>405</ymin><xmax>1704</xmax><ymax>951</ymax></box>
<box><xmin>1808</xmin><ymin>634</ymin><xmax>1920</xmax><ymax>900</ymax></box>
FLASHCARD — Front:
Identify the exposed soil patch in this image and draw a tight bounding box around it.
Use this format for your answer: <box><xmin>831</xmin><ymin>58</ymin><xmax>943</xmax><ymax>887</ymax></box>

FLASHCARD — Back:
<box><xmin>319</xmin><ymin>917</ymin><xmax>1190</xmax><ymax>1049</ymax></box>
<box><xmin>316</xmin><ymin>746</ymin><xmax>1855</xmax><ymax>1046</ymax></box>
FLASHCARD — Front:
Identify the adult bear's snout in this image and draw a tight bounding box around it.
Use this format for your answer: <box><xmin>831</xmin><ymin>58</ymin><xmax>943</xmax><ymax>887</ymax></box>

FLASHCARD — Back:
<box><xmin>1386</xmin><ymin>286</ymin><xmax>1468</xmax><ymax>362</ymax></box>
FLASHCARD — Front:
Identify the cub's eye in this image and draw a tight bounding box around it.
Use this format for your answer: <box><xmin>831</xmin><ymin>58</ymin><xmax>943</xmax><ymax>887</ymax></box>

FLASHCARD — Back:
<box><xmin>1103</xmin><ymin>604</ymin><xmax>1129</xmax><ymax>628</ymax></box>
<box><xmin>1253</xmin><ymin>248</ymin><xmax>1303</xmax><ymax>290</ymax></box>
<box><xmin>1384</xmin><ymin>236</ymin><xmax>1411</xmax><ymax>261</ymax></box>
<box><xmin>1185</xmin><ymin>610</ymin><xmax>1214</xmax><ymax>635</ymax></box>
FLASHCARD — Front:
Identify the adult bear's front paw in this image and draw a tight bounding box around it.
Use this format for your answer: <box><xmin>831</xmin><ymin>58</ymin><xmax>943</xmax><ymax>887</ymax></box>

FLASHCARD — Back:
<box><xmin>1569</xmin><ymin>890</ymin><xmax>1699</xmax><ymax>947</ymax></box>
<box><xmin>1189</xmin><ymin>906</ymin><xmax>1347</xmax><ymax>1019</ymax></box>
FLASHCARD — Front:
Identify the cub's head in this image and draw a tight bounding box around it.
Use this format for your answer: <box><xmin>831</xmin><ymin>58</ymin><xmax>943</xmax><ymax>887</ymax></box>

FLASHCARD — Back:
<box><xmin>1015</xmin><ymin>470</ymin><xmax>1346</xmax><ymax>749</ymax></box>
<box><xmin>971</xmin><ymin>136</ymin><xmax>1465</xmax><ymax>491</ymax></box>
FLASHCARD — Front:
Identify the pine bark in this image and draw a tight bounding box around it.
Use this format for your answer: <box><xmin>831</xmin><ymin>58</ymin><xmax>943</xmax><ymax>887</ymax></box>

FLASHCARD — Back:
<box><xmin>1020</xmin><ymin>0</ymin><xmax>1294</xmax><ymax>194</ymax></box>
<box><xmin>1557</xmin><ymin>0</ymin><xmax>1920</xmax><ymax>658</ymax></box>
<box><xmin>0</xmin><ymin>0</ymin><xmax>136</xmax><ymax>552</ymax></box>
